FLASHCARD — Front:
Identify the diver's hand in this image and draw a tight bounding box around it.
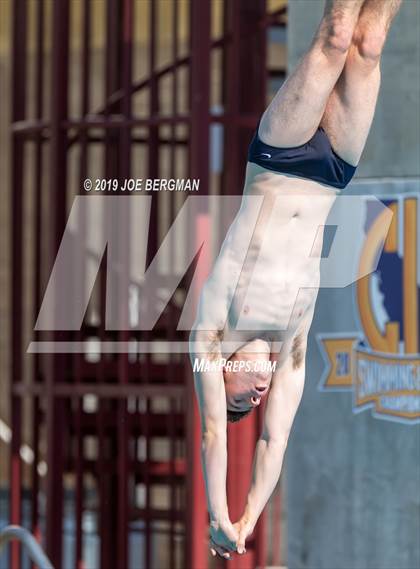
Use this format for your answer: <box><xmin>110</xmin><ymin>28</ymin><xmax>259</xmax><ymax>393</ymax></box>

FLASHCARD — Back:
<box><xmin>209</xmin><ymin>519</ymin><xmax>239</xmax><ymax>560</ymax></box>
<box><xmin>233</xmin><ymin>507</ymin><xmax>256</xmax><ymax>554</ymax></box>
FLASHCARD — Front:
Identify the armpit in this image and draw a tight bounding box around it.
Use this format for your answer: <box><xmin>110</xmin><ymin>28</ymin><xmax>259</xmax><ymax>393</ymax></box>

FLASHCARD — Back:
<box><xmin>191</xmin><ymin>327</ymin><xmax>225</xmax><ymax>361</ymax></box>
<box><xmin>291</xmin><ymin>332</ymin><xmax>306</xmax><ymax>370</ymax></box>
<box><xmin>207</xmin><ymin>328</ymin><xmax>224</xmax><ymax>361</ymax></box>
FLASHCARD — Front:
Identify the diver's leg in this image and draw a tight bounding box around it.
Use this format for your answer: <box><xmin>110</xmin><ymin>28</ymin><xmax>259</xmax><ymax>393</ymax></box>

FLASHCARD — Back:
<box><xmin>320</xmin><ymin>0</ymin><xmax>403</xmax><ymax>166</ymax></box>
<box><xmin>259</xmin><ymin>0</ymin><xmax>364</xmax><ymax>148</ymax></box>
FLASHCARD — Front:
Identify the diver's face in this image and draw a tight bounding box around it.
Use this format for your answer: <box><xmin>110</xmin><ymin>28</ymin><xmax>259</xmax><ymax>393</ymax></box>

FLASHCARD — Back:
<box><xmin>224</xmin><ymin>351</ymin><xmax>273</xmax><ymax>412</ymax></box>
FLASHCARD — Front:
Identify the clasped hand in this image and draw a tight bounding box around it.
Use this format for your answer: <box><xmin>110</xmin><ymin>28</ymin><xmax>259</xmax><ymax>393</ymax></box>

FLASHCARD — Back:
<box><xmin>209</xmin><ymin>512</ymin><xmax>255</xmax><ymax>560</ymax></box>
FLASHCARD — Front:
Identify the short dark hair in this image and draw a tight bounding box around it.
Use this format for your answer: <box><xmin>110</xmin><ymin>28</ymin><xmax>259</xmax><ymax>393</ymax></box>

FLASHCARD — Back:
<box><xmin>226</xmin><ymin>408</ymin><xmax>253</xmax><ymax>423</ymax></box>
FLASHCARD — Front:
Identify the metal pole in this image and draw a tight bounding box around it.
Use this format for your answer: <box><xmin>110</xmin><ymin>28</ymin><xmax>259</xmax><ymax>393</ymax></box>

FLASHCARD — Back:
<box><xmin>10</xmin><ymin>0</ymin><xmax>27</xmax><ymax>565</ymax></box>
<box><xmin>45</xmin><ymin>0</ymin><xmax>70</xmax><ymax>564</ymax></box>
<box><xmin>187</xmin><ymin>0</ymin><xmax>211</xmax><ymax>567</ymax></box>
<box><xmin>0</xmin><ymin>526</ymin><xmax>54</xmax><ymax>569</ymax></box>
<box><xmin>31</xmin><ymin>0</ymin><xmax>45</xmax><ymax>564</ymax></box>
<box><xmin>223</xmin><ymin>2</ymin><xmax>268</xmax><ymax>568</ymax></box>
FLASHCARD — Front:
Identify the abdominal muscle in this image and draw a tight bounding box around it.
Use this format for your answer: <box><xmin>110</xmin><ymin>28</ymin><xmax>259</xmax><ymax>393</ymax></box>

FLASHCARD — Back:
<box><xmin>194</xmin><ymin>162</ymin><xmax>338</xmax><ymax>354</ymax></box>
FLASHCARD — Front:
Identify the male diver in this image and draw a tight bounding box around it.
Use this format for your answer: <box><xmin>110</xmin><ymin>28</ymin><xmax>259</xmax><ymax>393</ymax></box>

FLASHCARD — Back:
<box><xmin>189</xmin><ymin>0</ymin><xmax>402</xmax><ymax>559</ymax></box>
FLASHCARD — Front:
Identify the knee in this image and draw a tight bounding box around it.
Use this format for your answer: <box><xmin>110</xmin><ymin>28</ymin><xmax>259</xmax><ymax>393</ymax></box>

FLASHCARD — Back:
<box><xmin>353</xmin><ymin>28</ymin><xmax>386</xmax><ymax>65</ymax></box>
<box><xmin>321</xmin><ymin>19</ymin><xmax>354</xmax><ymax>56</ymax></box>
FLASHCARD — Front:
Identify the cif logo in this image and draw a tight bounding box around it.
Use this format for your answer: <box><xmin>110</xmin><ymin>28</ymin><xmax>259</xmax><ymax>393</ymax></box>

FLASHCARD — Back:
<box><xmin>318</xmin><ymin>194</ymin><xmax>420</xmax><ymax>424</ymax></box>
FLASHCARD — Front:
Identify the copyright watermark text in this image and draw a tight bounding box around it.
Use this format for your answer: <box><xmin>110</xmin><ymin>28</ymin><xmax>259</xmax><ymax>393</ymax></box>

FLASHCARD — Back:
<box><xmin>83</xmin><ymin>178</ymin><xmax>200</xmax><ymax>192</ymax></box>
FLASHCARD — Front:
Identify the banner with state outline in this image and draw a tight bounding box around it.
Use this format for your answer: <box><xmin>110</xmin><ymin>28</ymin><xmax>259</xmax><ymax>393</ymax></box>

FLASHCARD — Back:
<box><xmin>317</xmin><ymin>192</ymin><xmax>420</xmax><ymax>424</ymax></box>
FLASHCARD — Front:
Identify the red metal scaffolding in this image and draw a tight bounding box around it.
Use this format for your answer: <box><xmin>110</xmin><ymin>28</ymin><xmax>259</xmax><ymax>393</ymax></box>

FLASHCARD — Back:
<box><xmin>9</xmin><ymin>1</ymin><xmax>287</xmax><ymax>568</ymax></box>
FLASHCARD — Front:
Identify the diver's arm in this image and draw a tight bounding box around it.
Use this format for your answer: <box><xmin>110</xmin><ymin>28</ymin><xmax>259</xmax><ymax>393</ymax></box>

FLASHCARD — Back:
<box><xmin>196</xmin><ymin>364</ymin><xmax>229</xmax><ymax>526</ymax></box>
<box><xmin>236</xmin><ymin>346</ymin><xmax>306</xmax><ymax>549</ymax></box>
<box><xmin>189</xmin><ymin>330</ymin><xmax>239</xmax><ymax>558</ymax></box>
<box><xmin>190</xmin><ymin>335</ymin><xmax>229</xmax><ymax>523</ymax></box>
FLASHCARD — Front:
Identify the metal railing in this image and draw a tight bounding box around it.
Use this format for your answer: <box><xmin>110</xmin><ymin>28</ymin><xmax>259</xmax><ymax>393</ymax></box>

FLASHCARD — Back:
<box><xmin>0</xmin><ymin>525</ymin><xmax>54</xmax><ymax>569</ymax></box>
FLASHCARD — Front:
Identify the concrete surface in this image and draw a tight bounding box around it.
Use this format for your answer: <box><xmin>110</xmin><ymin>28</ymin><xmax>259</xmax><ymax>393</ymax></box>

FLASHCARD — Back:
<box><xmin>285</xmin><ymin>2</ymin><xmax>420</xmax><ymax>568</ymax></box>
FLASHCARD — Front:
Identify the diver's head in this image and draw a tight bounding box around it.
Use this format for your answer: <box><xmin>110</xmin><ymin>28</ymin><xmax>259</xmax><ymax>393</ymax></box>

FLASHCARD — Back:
<box><xmin>224</xmin><ymin>339</ymin><xmax>273</xmax><ymax>423</ymax></box>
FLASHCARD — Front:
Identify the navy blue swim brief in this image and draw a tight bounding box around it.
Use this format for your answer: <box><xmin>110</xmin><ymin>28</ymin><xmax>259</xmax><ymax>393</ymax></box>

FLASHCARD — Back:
<box><xmin>247</xmin><ymin>125</ymin><xmax>357</xmax><ymax>190</ymax></box>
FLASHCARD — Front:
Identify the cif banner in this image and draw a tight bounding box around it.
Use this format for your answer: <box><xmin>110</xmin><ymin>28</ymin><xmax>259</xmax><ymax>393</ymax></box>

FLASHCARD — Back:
<box><xmin>318</xmin><ymin>192</ymin><xmax>420</xmax><ymax>424</ymax></box>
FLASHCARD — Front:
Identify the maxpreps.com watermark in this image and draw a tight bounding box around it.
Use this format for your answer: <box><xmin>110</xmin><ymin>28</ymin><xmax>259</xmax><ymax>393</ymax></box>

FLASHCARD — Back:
<box><xmin>83</xmin><ymin>178</ymin><xmax>200</xmax><ymax>192</ymax></box>
<box><xmin>193</xmin><ymin>358</ymin><xmax>277</xmax><ymax>374</ymax></box>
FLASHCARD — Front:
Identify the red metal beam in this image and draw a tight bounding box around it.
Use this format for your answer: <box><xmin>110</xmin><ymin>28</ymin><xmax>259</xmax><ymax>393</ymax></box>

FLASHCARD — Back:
<box><xmin>224</xmin><ymin>2</ymin><xmax>268</xmax><ymax>568</ymax></box>
<box><xmin>10</xmin><ymin>0</ymin><xmax>27</xmax><ymax>566</ymax></box>
<box><xmin>74</xmin><ymin>0</ymin><xmax>92</xmax><ymax>565</ymax></box>
<box><xmin>187</xmin><ymin>1</ymin><xmax>212</xmax><ymax>567</ymax></box>
<box><xmin>116</xmin><ymin>1</ymin><xmax>134</xmax><ymax>566</ymax></box>
<box><xmin>168</xmin><ymin>2</ymin><xmax>180</xmax><ymax>564</ymax></box>
<box><xmin>44</xmin><ymin>0</ymin><xmax>70</xmax><ymax>564</ymax></box>
<box><xmin>30</xmin><ymin>1</ymin><xmax>45</xmax><ymax>565</ymax></box>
